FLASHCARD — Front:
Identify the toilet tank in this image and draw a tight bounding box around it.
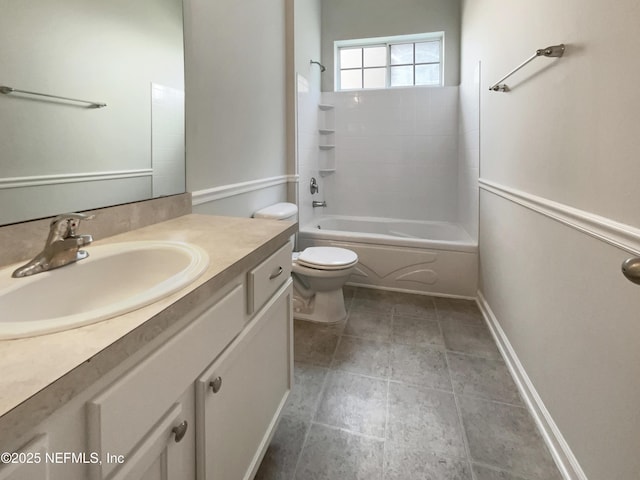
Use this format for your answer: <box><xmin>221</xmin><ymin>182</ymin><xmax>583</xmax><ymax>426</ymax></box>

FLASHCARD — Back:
<box><xmin>253</xmin><ymin>202</ymin><xmax>298</xmax><ymax>221</ymax></box>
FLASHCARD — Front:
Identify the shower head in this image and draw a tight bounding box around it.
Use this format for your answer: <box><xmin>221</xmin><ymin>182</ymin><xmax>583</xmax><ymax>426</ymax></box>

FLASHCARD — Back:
<box><xmin>310</xmin><ymin>60</ymin><xmax>326</xmax><ymax>72</ymax></box>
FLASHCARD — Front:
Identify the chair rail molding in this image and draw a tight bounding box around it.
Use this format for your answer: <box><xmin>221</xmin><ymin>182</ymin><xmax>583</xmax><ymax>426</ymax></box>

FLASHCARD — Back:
<box><xmin>479</xmin><ymin>178</ymin><xmax>640</xmax><ymax>256</ymax></box>
<box><xmin>191</xmin><ymin>175</ymin><xmax>299</xmax><ymax>206</ymax></box>
<box><xmin>0</xmin><ymin>169</ymin><xmax>153</xmax><ymax>190</ymax></box>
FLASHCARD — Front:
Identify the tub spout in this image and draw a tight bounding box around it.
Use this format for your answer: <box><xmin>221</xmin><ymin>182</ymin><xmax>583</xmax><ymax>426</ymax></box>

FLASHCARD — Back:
<box><xmin>312</xmin><ymin>200</ymin><xmax>327</xmax><ymax>208</ymax></box>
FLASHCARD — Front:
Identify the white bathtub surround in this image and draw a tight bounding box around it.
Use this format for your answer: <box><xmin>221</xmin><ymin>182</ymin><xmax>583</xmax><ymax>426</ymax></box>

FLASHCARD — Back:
<box><xmin>151</xmin><ymin>84</ymin><xmax>185</xmax><ymax>198</ymax></box>
<box><xmin>458</xmin><ymin>61</ymin><xmax>481</xmax><ymax>242</ymax></box>
<box><xmin>294</xmin><ymin>84</ymin><xmax>479</xmax><ymax>300</ymax></box>
<box><xmin>298</xmin><ymin>215</ymin><xmax>477</xmax><ymax>297</ymax></box>
<box><xmin>296</xmin><ymin>73</ymin><xmax>325</xmax><ymax>227</ymax></box>
<box><xmin>320</xmin><ymin>87</ymin><xmax>460</xmax><ymax>223</ymax></box>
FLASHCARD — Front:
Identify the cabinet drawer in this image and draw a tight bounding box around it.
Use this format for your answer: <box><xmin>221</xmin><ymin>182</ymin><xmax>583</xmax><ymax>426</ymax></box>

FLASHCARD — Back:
<box><xmin>87</xmin><ymin>284</ymin><xmax>244</xmax><ymax>479</ymax></box>
<box><xmin>247</xmin><ymin>242</ymin><xmax>292</xmax><ymax>314</ymax></box>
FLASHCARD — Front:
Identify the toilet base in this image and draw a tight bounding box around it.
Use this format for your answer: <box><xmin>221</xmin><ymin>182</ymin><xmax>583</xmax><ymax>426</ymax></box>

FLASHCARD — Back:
<box><xmin>293</xmin><ymin>288</ymin><xmax>347</xmax><ymax>324</ymax></box>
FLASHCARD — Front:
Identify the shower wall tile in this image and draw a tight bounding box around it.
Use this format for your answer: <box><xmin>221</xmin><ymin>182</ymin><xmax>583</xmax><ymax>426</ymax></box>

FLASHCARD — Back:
<box><xmin>321</xmin><ymin>87</ymin><xmax>460</xmax><ymax>222</ymax></box>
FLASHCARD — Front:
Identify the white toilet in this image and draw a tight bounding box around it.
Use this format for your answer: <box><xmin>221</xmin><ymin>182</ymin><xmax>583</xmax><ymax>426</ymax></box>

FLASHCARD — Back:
<box><xmin>253</xmin><ymin>203</ymin><xmax>358</xmax><ymax>324</ymax></box>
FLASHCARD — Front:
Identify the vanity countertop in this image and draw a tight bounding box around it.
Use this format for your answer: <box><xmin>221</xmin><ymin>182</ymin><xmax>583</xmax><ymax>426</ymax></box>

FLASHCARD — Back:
<box><xmin>0</xmin><ymin>214</ymin><xmax>296</xmax><ymax>436</ymax></box>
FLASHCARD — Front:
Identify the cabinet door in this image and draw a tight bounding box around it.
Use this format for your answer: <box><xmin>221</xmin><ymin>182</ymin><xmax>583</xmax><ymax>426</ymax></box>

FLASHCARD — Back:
<box><xmin>196</xmin><ymin>281</ymin><xmax>293</xmax><ymax>480</ymax></box>
<box><xmin>107</xmin><ymin>387</ymin><xmax>195</xmax><ymax>480</ymax></box>
<box><xmin>87</xmin><ymin>285</ymin><xmax>244</xmax><ymax>480</ymax></box>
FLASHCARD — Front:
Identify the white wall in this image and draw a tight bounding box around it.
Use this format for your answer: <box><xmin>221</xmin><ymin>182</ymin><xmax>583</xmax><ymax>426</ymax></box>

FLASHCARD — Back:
<box><xmin>295</xmin><ymin>0</ymin><xmax>322</xmax><ymax>81</ymax></box>
<box><xmin>462</xmin><ymin>0</ymin><xmax>640</xmax><ymax>478</ymax></box>
<box><xmin>321</xmin><ymin>0</ymin><xmax>461</xmax><ymax>91</ymax></box>
<box><xmin>184</xmin><ymin>0</ymin><xmax>290</xmax><ymax>217</ymax></box>
<box><xmin>320</xmin><ymin>87</ymin><xmax>460</xmax><ymax>223</ymax></box>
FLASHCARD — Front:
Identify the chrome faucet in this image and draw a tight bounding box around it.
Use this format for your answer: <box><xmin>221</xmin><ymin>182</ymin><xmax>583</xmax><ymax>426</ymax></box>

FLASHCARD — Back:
<box><xmin>312</xmin><ymin>200</ymin><xmax>327</xmax><ymax>208</ymax></box>
<box><xmin>12</xmin><ymin>213</ymin><xmax>95</xmax><ymax>278</ymax></box>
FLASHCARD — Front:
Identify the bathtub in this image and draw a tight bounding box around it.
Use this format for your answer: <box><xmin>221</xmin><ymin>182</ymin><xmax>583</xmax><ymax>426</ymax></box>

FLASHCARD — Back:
<box><xmin>298</xmin><ymin>216</ymin><xmax>478</xmax><ymax>298</ymax></box>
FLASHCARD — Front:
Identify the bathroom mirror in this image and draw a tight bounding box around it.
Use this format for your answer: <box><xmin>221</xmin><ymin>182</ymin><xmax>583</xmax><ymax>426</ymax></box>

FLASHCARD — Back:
<box><xmin>0</xmin><ymin>0</ymin><xmax>185</xmax><ymax>226</ymax></box>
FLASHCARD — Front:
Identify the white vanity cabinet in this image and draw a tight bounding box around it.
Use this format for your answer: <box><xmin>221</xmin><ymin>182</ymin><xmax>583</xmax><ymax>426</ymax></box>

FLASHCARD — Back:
<box><xmin>0</xmin><ymin>434</ymin><xmax>49</xmax><ymax>480</ymax></box>
<box><xmin>86</xmin><ymin>283</ymin><xmax>246</xmax><ymax>480</ymax></box>
<box><xmin>87</xmin><ymin>241</ymin><xmax>292</xmax><ymax>480</ymax></box>
<box><xmin>196</xmin><ymin>281</ymin><xmax>293</xmax><ymax>480</ymax></box>
<box><xmin>92</xmin><ymin>389</ymin><xmax>196</xmax><ymax>480</ymax></box>
<box><xmin>0</xmin><ymin>239</ymin><xmax>294</xmax><ymax>480</ymax></box>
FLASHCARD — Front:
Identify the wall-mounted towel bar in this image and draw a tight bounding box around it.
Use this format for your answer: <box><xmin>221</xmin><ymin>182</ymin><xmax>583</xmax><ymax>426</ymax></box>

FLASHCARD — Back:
<box><xmin>489</xmin><ymin>44</ymin><xmax>565</xmax><ymax>92</ymax></box>
<box><xmin>0</xmin><ymin>85</ymin><xmax>107</xmax><ymax>108</ymax></box>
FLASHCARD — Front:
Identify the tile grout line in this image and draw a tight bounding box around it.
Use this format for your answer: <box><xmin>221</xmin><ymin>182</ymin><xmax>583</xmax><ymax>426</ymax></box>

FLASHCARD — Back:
<box><xmin>382</xmin><ymin>377</ymin><xmax>391</xmax><ymax>480</ymax></box>
<box><xmin>290</xmin><ymin>353</ymin><xmax>336</xmax><ymax>479</ymax></box>
<box><xmin>290</xmin><ymin>304</ymin><xmax>347</xmax><ymax>480</ymax></box>
<box><xmin>471</xmin><ymin>459</ymin><xmax>541</xmax><ymax>480</ymax></box>
<box><xmin>309</xmin><ymin>420</ymin><xmax>387</xmax><ymax>442</ymax></box>
<box><xmin>437</xmin><ymin>296</ymin><xmax>478</xmax><ymax>479</ymax></box>
<box><xmin>444</xmin><ymin>346</ymin><xmax>478</xmax><ymax>480</ymax></box>
<box><xmin>381</xmin><ymin>305</ymin><xmax>398</xmax><ymax>480</ymax></box>
<box><xmin>443</xmin><ymin>351</ymin><xmax>526</xmax><ymax>409</ymax></box>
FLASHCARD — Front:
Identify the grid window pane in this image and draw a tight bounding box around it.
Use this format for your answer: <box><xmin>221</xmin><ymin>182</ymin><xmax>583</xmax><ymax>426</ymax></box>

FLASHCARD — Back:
<box><xmin>415</xmin><ymin>64</ymin><xmax>440</xmax><ymax>85</ymax></box>
<box><xmin>363</xmin><ymin>68</ymin><xmax>386</xmax><ymax>89</ymax></box>
<box><xmin>340</xmin><ymin>48</ymin><xmax>362</xmax><ymax>69</ymax></box>
<box><xmin>390</xmin><ymin>43</ymin><xmax>413</xmax><ymax>65</ymax></box>
<box><xmin>336</xmin><ymin>35</ymin><xmax>443</xmax><ymax>90</ymax></box>
<box><xmin>363</xmin><ymin>46</ymin><xmax>386</xmax><ymax>67</ymax></box>
<box><xmin>390</xmin><ymin>65</ymin><xmax>413</xmax><ymax>86</ymax></box>
<box><xmin>415</xmin><ymin>41</ymin><xmax>440</xmax><ymax>63</ymax></box>
<box><xmin>341</xmin><ymin>69</ymin><xmax>362</xmax><ymax>89</ymax></box>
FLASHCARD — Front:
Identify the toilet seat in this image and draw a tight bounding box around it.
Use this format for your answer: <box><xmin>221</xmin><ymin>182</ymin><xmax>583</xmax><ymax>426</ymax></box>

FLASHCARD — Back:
<box><xmin>294</xmin><ymin>247</ymin><xmax>358</xmax><ymax>271</ymax></box>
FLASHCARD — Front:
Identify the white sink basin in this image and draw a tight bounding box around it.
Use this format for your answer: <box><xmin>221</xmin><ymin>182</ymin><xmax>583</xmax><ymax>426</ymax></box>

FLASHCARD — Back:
<box><xmin>0</xmin><ymin>241</ymin><xmax>209</xmax><ymax>340</ymax></box>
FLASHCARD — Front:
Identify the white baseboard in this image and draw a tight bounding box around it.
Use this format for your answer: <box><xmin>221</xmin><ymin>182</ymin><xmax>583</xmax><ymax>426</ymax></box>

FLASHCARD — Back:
<box><xmin>476</xmin><ymin>291</ymin><xmax>588</xmax><ymax>480</ymax></box>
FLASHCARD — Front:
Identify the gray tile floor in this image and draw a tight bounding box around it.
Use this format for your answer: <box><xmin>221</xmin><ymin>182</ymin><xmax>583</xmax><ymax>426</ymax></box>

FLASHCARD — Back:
<box><xmin>255</xmin><ymin>287</ymin><xmax>563</xmax><ymax>480</ymax></box>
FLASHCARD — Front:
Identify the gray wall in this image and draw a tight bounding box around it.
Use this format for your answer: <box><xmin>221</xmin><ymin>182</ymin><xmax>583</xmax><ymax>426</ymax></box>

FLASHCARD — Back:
<box><xmin>321</xmin><ymin>0</ymin><xmax>461</xmax><ymax>91</ymax></box>
<box><xmin>462</xmin><ymin>0</ymin><xmax>640</xmax><ymax>478</ymax></box>
<box><xmin>295</xmin><ymin>0</ymin><xmax>323</xmax><ymax>81</ymax></box>
<box><xmin>184</xmin><ymin>0</ymin><xmax>290</xmax><ymax>217</ymax></box>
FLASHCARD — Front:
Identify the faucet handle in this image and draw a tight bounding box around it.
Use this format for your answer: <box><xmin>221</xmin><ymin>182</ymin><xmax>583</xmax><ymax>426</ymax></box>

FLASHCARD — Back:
<box><xmin>51</xmin><ymin>212</ymin><xmax>95</xmax><ymax>223</ymax></box>
<box><xmin>50</xmin><ymin>213</ymin><xmax>95</xmax><ymax>238</ymax></box>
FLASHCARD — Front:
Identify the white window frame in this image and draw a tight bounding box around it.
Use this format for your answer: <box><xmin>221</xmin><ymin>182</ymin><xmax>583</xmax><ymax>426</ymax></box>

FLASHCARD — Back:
<box><xmin>334</xmin><ymin>32</ymin><xmax>444</xmax><ymax>91</ymax></box>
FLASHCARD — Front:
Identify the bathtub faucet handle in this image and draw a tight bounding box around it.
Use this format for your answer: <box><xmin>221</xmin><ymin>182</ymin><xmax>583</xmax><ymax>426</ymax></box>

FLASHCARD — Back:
<box><xmin>312</xmin><ymin>200</ymin><xmax>327</xmax><ymax>208</ymax></box>
<box><xmin>310</xmin><ymin>177</ymin><xmax>319</xmax><ymax>195</ymax></box>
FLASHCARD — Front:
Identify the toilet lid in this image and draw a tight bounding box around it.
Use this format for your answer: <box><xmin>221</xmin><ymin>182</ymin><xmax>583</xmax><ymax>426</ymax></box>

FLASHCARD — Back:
<box><xmin>296</xmin><ymin>247</ymin><xmax>358</xmax><ymax>270</ymax></box>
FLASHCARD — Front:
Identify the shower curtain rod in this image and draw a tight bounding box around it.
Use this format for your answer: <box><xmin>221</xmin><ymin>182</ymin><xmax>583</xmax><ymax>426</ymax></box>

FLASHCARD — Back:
<box><xmin>488</xmin><ymin>44</ymin><xmax>565</xmax><ymax>92</ymax></box>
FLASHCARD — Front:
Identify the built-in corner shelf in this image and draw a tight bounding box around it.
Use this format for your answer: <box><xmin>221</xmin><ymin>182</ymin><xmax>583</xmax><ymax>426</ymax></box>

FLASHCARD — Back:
<box><xmin>318</xmin><ymin>103</ymin><xmax>335</xmax><ymax>174</ymax></box>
